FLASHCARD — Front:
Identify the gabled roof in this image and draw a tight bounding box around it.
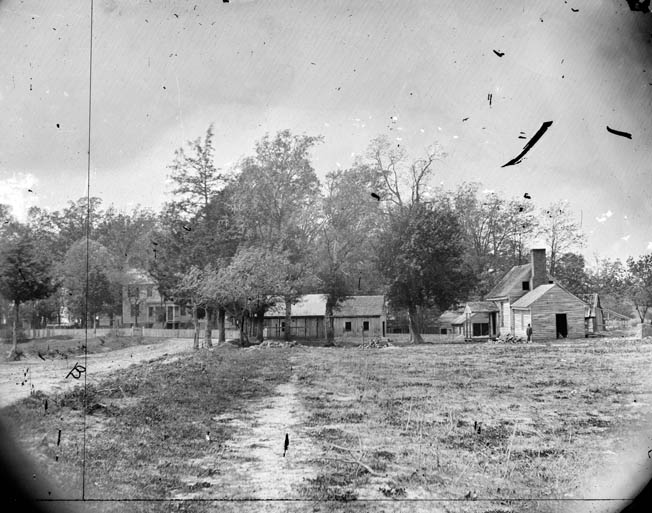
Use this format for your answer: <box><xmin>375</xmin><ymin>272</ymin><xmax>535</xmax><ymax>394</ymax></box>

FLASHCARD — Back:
<box><xmin>511</xmin><ymin>284</ymin><xmax>558</xmax><ymax>308</ymax></box>
<box><xmin>265</xmin><ymin>294</ymin><xmax>326</xmax><ymax>317</ymax></box>
<box><xmin>464</xmin><ymin>301</ymin><xmax>499</xmax><ymax>313</ymax></box>
<box><xmin>438</xmin><ymin>310</ymin><xmax>463</xmax><ymax>324</ymax></box>
<box><xmin>452</xmin><ymin>313</ymin><xmax>467</xmax><ymax>325</ymax></box>
<box><xmin>334</xmin><ymin>295</ymin><xmax>385</xmax><ymax>317</ymax></box>
<box><xmin>485</xmin><ymin>264</ymin><xmax>530</xmax><ymax>299</ymax></box>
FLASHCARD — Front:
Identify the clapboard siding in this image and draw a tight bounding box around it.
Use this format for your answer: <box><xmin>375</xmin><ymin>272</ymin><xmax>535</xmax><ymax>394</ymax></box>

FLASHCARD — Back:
<box><xmin>333</xmin><ymin>317</ymin><xmax>384</xmax><ymax>337</ymax></box>
<box><xmin>529</xmin><ymin>287</ymin><xmax>586</xmax><ymax>340</ymax></box>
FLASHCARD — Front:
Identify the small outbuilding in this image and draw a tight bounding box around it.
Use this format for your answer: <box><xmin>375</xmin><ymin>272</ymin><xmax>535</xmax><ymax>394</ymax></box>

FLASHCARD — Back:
<box><xmin>511</xmin><ymin>283</ymin><xmax>586</xmax><ymax>340</ymax></box>
<box><xmin>264</xmin><ymin>294</ymin><xmax>327</xmax><ymax>339</ymax></box>
<box><xmin>332</xmin><ymin>295</ymin><xmax>386</xmax><ymax>338</ymax></box>
<box><xmin>462</xmin><ymin>301</ymin><xmax>499</xmax><ymax>341</ymax></box>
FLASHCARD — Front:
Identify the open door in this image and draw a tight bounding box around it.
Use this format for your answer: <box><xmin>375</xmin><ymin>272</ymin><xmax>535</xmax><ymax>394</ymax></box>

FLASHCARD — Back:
<box><xmin>556</xmin><ymin>314</ymin><xmax>568</xmax><ymax>338</ymax></box>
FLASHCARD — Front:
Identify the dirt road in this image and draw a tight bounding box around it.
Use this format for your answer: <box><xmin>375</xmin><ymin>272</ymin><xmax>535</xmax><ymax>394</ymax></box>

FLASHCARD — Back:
<box><xmin>0</xmin><ymin>338</ymin><xmax>195</xmax><ymax>409</ymax></box>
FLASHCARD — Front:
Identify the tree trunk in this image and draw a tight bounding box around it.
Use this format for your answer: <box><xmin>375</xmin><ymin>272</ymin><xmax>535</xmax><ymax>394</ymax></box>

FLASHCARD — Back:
<box><xmin>217</xmin><ymin>307</ymin><xmax>226</xmax><ymax>343</ymax></box>
<box><xmin>284</xmin><ymin>297</ymin><xmax>292</xmax><ymax>342</ymax></box>
<box><xmin>192</xmin><ymin>304</ymin><xmax>199</xmax><ymax>350</ymax></box>
<box><xmin>408</xmin><ymin>304</ymin><xmax>424</xmax><ymax>344</ymax></box>
<box><xmin>239</xmin><ymin>313</ymin><xmax>250</xmax><ymax>347</ymax></box>
<box><xmin>256</xmin><ymin>313</ymin><xmax>264</xmax><ymax>343</ymax></box>
<box><xmin>325</xmin><ymin>301</ymin><xmax>335</xmax><ymax>346</ymax></box>
<box><xmin>204</xmin><ymin>307</ymin><xmax>213</xmax><ymax>348</ymax></box>
<box><xmin>12</xmin><ymin>301</ymin><xmax>20</xmax><ymax>355</ymax></box>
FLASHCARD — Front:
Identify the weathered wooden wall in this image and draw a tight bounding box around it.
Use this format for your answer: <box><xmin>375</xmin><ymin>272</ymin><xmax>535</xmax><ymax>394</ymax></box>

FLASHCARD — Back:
<box><xmin>333</xmin><ymin>316</ymin><xmax>385</xmax><ymax>337</ymax></box>
<box><xmin>529</xmin><ymin>287</ymin><xmax>586</xmax><ymax>340</ymax></box>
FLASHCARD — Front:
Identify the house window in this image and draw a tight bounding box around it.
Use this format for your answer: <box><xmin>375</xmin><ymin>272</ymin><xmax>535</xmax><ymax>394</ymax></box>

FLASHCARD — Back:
<box><xmin>148</xmin><ymin>306</ymin><xmax>154</xmax><ymax>318</ymax></box>
<box><xmin>472</xmin><ymin>323</ymin><xmax>489</xmax><ymax>337</ymax></box>
<box><xmin>131</xmin><ymin>304</ymin><xmax>139</xmax><ymax>317</ymax></box>
<box><xmin>522</xmin><ymin>281</ymin><xmax>530</xmax><ymax>291</ymax></box>
<box><xmin>345</xmin><ymin>321</ymin><xmax>352</xmax><ymax>332</ymax></box>
<box><xmin>441</xmin><ymin>328</ymin><xmax>448</xmax><ymax>335</ymax></box>
<box><xmin>180</xmin><ymin>305</ymin><xmax>186</xmax><ymax>316</ymax></box>
<box><xmin>363</xmin><ymin>321</ymin><xmax>370</xmax><ymax>331</ymax></box>
<box><xmin>147</xmin><ymin>286</ymin><xmax>153</xmax><ymax>298</ymax></box>
<box><xmin>281</xmin><ymin>321</ymin><xmax>285</xmax><ymax>333</ymax></box>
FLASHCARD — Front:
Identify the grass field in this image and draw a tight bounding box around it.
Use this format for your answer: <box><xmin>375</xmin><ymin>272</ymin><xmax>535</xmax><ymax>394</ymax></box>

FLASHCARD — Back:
<box><xmin>2</xmin><ymin>337</ymin><xmax>652</xmax><ymax>512</ymax></box>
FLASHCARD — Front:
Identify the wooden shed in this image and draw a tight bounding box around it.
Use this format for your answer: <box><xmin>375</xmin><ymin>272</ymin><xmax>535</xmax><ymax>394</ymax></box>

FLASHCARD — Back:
<box><xmin>264</xmin><ymin>294</ymin><xmax>326</xmax><ymax>339</ymax></box>
<box><xmin>332</xmin><ymin>295</ymin><xmax>386</xmax><ymax>338</ymax></box>
<box><xmin>437</xmin><ymin>310</ymin><xmax>464</xmax><ymax>335</ymax></box>
<box><xmin>511</xmin><ymin>284</ymin><xmax>586</xmax><ymax>340</ymax></box>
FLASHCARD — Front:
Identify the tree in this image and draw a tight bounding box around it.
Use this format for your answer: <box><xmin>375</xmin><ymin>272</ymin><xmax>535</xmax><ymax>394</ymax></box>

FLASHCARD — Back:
<box><xmin>0</xmin><ymin>227</ymin><xmax>57</xmax><ymax>356</ymax></box>
<box><xmin>537</xmin><ymin>200</ymin><xmax>585</xmax><ymax>277</ymax></box>
<box><xmin>151</xmin><ymin>126</ymin><xmax>235</xmax><ymax>345</ymax></box>
<box><xmin>451</xmin><ymin>183</ymin><xmax>538</xmax><ymax>297</ymax></box>
<box><xmin>202</xmin><ymin>247</ymin><xmax>291</xmax><ymax>346</ymax></box>
<box><xmin>231</xmin><ymin>130</ymin><xmax>323</xmax><ymax>341</ymax></box>
<box><xmin>554</xmin><ymin>252</ymin><xmax>591</xmax><ymax>296</ymax></box>
<box><xmin>316</xmin><ymin>165</ymin><xmax>384</xmax><ymax>343</ymax></box>
<box><xmin>59</xmin><ymin>239</ymin><xmax>122</xmax><ymax>328</ymax></box>
<box><xmin>365</xmin><ymin>135</ymin><xmax>445</xmax><ymax>207</ymax></box>
<box><xmin>588</xmin><ymin>257</ymin><xmax>631</xmax><ymax>316</ymax></box>
<box><xmin>627</xmin><ymin>254</ymin><xmax>652</xmax><ymax>323</ymax></box>
<box><xmin>377</xmin><ymin>201</ymin><xmax>472</xmax><ymax>343</ymax></box>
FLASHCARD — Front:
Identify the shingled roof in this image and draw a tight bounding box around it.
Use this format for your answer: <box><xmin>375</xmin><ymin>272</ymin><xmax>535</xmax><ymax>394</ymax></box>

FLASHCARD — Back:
<box><xmin>485</xmin><ymin>264</ymin><xmax>530</xmax><ymax>299</ymax></box>
<box><xmin>333</xmin><ymin>295</ymin><xmax>385</xmax><ymax>317</ymax></box>
<box><xmin>464</xmin><ymin>301</ymin><xmax>499</xmax><ymax>313</ymax></box>
<box><xmin>511</xmin><ymin>284</ymin><xmax>556</xmax><ymax>308</ymax></box>
<box><xmin>265</xmin><ymin>294</ymin><xmax>326</xmax><ymax>317</ymax></box>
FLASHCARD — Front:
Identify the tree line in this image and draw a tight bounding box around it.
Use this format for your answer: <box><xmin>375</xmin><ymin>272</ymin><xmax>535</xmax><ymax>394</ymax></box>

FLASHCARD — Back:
<box><xmin>2</xmin><ymin>127</ymin><xmax>651</xmax><ymax>355</ymax></box>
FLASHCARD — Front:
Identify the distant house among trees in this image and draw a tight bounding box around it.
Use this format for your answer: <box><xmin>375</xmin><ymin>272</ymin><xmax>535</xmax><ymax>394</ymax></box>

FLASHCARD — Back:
<box><xmin>439</xmin><ymin>248</ymin><xmax>594</xmax><ymax>342</ymax></box>
<box><xmin>122</xmin><ymin>269</ymin><xmax>194</xmax><ymax>328</ymax></box>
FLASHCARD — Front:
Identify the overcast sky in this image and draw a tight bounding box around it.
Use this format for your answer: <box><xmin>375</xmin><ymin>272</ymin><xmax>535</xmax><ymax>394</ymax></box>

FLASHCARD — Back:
<box><xmin>1</xmin><ymin>0</ymin><xmax>651</xmax><ymax>263</ymax></box>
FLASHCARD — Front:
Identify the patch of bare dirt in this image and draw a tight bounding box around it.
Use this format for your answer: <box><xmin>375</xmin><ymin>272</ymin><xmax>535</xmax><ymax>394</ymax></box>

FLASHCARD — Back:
<box><xmin>172</xmin><ymin>372</ymin><xmax>316</xmax><ymax>501</ymax></box>
<box><xmin>0</xmin><ymin>338</ymin><xmax>194</xmax><ymax>408</ymax></box>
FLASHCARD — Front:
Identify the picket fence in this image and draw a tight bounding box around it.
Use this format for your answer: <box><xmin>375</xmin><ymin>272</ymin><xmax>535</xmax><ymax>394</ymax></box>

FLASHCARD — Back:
<box><xmin>0</xmin><ymin>327</ymin><xmax>241</xmax><ymax>341</ymax></box>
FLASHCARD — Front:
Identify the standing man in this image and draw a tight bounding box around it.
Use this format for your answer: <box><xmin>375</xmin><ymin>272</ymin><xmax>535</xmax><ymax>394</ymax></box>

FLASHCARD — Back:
<box><xmin>526</xmin><ymin>323</ymin><xmax>533</xmax><ymax>343</ymax></box>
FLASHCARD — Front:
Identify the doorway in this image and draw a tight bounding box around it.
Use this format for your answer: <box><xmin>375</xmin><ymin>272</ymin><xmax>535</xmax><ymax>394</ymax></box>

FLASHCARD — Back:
<box><xmin>556</xmin><ymin>314</ymin><xmax>568</xmax><ymax>338</ymax></box>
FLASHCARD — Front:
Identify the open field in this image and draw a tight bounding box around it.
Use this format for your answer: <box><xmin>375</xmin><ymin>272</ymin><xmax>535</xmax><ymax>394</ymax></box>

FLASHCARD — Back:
<box><xmin>1</xmin><ymin>338</ymin><xmax>652</xmax><ymax>512</ymax></box>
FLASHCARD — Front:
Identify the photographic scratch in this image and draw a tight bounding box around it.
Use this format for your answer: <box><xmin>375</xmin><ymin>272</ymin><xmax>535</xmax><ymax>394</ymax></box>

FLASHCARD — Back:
<box><xmin>501</xmin><ymin>121</ymin><xmax>553</xmax><ymax>167</ymax></box>
<box><xmin>606</xmin><ymin>126</ymin><xmax>632</xmax><ymax>139</ymax></box>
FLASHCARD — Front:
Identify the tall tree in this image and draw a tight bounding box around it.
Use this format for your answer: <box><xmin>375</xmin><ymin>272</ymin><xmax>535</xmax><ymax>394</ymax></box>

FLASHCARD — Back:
<box><xmin>627</xmin><ymin>254</ymin><xmax>652</xmax><ymax>323</ymax></box>
<box><xmin>316</xmin><ymin>164</ymin><xmax>384</xmax><ymax>343</ymax></box>
<box><xmin>151</xmin><ymin>125</ymin><xmax>234</xmax><ymax>344</ymax></box>
<box><xmin>0</xmin><ymin>226</ymin><xmax>57</xmax><ymax>356</ymax></box>
<box><xmin>231</xmin><ymin>130</ymin><xmax>323</xmax><ymax>340</ymax></box>
<box><xmin>377</xmin><ymin>201</ymin><xmax>472</xmax><ymax>343</ymax></box>
<box><xmin>588</xmin><ymin>257</ymin><xmax>631</xmax><ymax>316</ymax></box>
<box><xmin>537</xmin><ymin>200</ymin><xmax>585</xmax><ymax>277</ymax></box>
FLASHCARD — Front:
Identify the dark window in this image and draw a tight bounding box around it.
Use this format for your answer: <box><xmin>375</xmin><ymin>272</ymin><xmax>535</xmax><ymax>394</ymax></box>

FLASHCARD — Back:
<box><xmin>345</xmin><ymin>321</ymin><xmax>352</xmax><ymax>332</ymax></box>
<box><xmin>180</xmin><ymin>305</ymin><xmax>186</xmax><ymax>316</ymax></box>
<box><xmin>522</xmin><ymin>281</ymin><xmax>530</xmax><ymax>291</ymax></box>
<box><xmin>363</xmin><ymin>321</ymin><xmax>369</xmax><ymax>331</ymax></box>
<box><xmin>131</xmin><ymin>304</ymin><xmax>139</xmax><ymax>317</ymax></box>
<box><xmin>148</xmin><ymin>306</ymin><xmax>154</xmax><ymax>318</ymax></box>
<box><xmin>281</xmin><ymin>321</ymin><xmax>285</xmax><ymax>332</ymax></box>
<box><xmin>472</xmin><ymin>323</ymin><xmax>489</xmax><ymax>337</ymax></box>
<box><xmin>440</xmin><ymin>328</ymin><xmax>448</xmax><ymax>335</ymax></box>
<box><xmin>147</xmin><ymin>286</ymin><xmax>153</xmax><ymax>297</ymax></box>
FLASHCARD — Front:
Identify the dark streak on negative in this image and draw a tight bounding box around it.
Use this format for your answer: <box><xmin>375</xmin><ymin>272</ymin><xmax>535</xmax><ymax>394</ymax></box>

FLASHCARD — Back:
<box><xmin>501</xmin><ymin>121</ymin><xmax>553</xmax><ymax>167</ymax></box>
<box><xmin>606</xmin><ymin>126</ymin><xmax>632</xmax><ymax>139</ymax></box>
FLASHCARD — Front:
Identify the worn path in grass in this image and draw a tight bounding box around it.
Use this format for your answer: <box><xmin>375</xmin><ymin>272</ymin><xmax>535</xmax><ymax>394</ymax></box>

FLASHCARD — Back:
<box><xmin>0</xmin><ymin>338</ymin><xmax>194</xmax><ymax>408</ymax></box>
<box><xmin>173</xmin><ymin>352</ymin><xmax>317</xmax><ymax>501</ymax></box>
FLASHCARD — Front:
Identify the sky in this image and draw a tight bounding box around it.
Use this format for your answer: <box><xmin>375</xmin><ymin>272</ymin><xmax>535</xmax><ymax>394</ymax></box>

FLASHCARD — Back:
<box><xmin>0</xmin><ymin>0</ymin><xmax>651</xmax><ymax>263</ymax></box>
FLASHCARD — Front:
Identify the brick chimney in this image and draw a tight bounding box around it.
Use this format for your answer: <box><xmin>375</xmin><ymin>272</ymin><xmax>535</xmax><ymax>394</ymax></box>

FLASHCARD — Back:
<box><xmin>530</xmin><ymin>248</ymin><xmax>547</xmax><ymax>290</ymax></box>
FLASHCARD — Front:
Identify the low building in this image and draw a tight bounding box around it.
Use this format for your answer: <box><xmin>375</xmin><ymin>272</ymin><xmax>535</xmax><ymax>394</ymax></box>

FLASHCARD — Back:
<box><xmin>264</xmin><ymin>294</ymin><xmax>327</xmax><ymax>338</ymax></box>
<box><xmin>580</xmin><ymin>293</ymin><xmax>605</xmax><ymax>334</ymax></box>
<box><xmin>511</xmin><ymin>283</ymin><xmax>587</xmax><ymax>340</ymax></box>
<box><xmin>264</xmin><ymin>294</ymin><xmax>386</xmax><ymax>339</ymax></box>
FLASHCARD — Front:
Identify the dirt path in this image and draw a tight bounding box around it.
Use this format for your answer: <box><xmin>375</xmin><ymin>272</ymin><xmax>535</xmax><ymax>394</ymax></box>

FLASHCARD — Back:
<box><xmin>0</xmin><ymin>338</ymin><xmax>195</xmax><ymax>409</ymax></box>
<box><xmin>173</xmin><ymin>368</ymin><xmax>316</xmax><ymax>501</ymax></box>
